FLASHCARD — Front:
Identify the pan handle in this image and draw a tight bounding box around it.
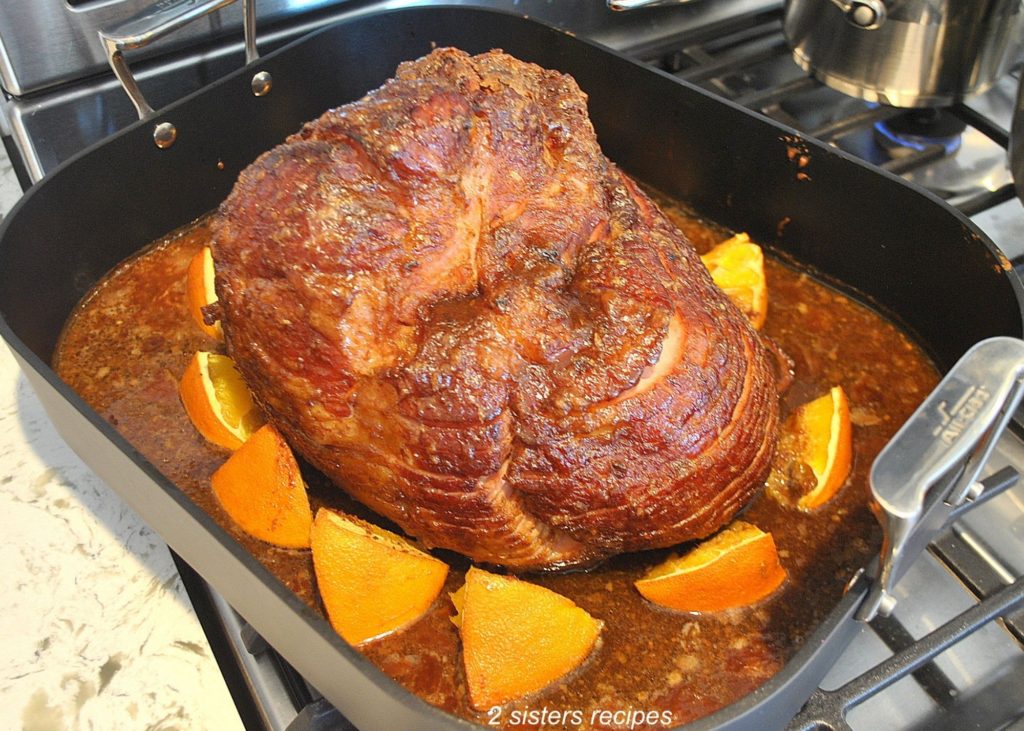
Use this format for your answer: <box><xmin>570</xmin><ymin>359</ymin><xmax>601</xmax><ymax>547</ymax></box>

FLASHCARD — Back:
<box><xmin>98</xmin><ymin>0</ymin><xmax>263</xmax><ymax>147</ymax></box>
<box><xmin>608</xmin><ymin>0</ymin><xmax>888</xmax><ymax>29</ymax></box>
<box><xmin>607</xmin><ymin>0</ymin><xmax>704</xmax><ymax>10</ymax></box>
<box><xmin>857</xmin><ymin>336</ymin><xmax>1024</xmax><ymax>621</ymax></box>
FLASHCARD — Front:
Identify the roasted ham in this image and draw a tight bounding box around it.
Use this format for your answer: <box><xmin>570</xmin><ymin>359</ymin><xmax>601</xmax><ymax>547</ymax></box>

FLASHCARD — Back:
<box><xmin>211</xmin><ymin>48</ymin><xmax>780</xmax><ymax>570</ymax></box>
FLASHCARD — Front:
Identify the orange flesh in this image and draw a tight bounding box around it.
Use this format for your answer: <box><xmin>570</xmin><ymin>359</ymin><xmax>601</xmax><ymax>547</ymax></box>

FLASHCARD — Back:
<box><xmin>701</xmin><ymin>233</ymin><xmax>767</xmax><ymax>329</ymax></box>
<box><xmin>453</xmin><ymin>566</ymin><xmax>603</xmax><ymax>710</ymax></box>
<box><xmin>179</xmin><ymin>352</ymin><xmax>242</xmax><ymax>450</ymax></box>
<box><xmin>186</xmin><ymin>246</ymin><xmax>222</xmax><ymax>340</ymax></box>
<box><xmin>634</xmin><ymin>521</ymin><xmax>787</xmax><ymax>613</ymax></box>
<box><xmin>210</xmin><ymin>423</ymin><xmax>312</xmax><ymax>548</ymax></box>
<box><xmin>794</xmin><ymin>386</ymin><xmax>853</xmax><ymax>510</ymax></box>
<box><xmin>310</xmin><ymin>508</ymin><xmax>449</xmax><ymax>646</ymax></box>
<box><xmin>178</xmin><ymin>351</ymin><xmax>263</xmax><ymax>450</ymax></box>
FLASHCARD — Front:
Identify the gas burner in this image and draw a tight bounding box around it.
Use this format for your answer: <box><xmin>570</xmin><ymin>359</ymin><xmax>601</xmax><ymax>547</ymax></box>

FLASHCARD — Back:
<box><xmin>656</xmin><ymin>17</ymin><xmax>1019</xmax><ymax>214</ymax></box>
<box><xmin>895</xmin><ymin>120</ymin><xmax>1014</xmax><ymax>208</ymax></box>
<box><xmin>874</xmin><ymin>108</ymin><xmax>966</xmax><ymax>158</ymax></box>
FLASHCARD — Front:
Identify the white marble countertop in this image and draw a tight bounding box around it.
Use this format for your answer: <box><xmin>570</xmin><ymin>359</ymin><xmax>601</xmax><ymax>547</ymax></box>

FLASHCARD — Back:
<box><xmin>0</xmin><ymin>151</ymin><xmax>244</xmax><ymax>730</ymax></box>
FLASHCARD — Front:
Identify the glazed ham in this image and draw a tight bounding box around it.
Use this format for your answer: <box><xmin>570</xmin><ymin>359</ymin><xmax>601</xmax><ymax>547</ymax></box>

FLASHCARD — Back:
<box><xmin>211</xmin><ymin>48</ymin><xmax>780</xmax><ymax>570</ymax></box>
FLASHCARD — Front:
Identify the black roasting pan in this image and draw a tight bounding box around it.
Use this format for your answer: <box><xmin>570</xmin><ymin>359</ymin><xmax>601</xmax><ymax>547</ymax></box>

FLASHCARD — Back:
<box><xmin>0</xmin><ymin>6</ymin><xmax>1021</xmax><ymax>729</ymax></box>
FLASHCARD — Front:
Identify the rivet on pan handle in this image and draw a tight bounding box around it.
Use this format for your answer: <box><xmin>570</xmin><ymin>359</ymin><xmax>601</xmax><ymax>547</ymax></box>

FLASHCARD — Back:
<box><xmin>98</xmin><ymin>0</ymin><xmax>264</xmax><ymax>148</ymax></box>
<box><xmin>858</xmin><ymin>336</ymin><xmax>1024</xmax><ymax>621</ymax></box>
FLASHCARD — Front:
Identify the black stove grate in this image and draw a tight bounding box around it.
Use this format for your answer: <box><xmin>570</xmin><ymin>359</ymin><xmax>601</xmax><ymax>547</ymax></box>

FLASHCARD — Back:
<box><xmin>782</xmin><ymin>467</ymin><xmax>1024</xmax><ymax>730</ymax></box>
<box><xmin>642</xmin><ymin>8</ymin><xmax>1019</xmax><ymax>219</ymax></box>
<box><xmin>791</xmin><ymin>576</ymin><xmax>1024</xmax><ymax>731</ymax></box>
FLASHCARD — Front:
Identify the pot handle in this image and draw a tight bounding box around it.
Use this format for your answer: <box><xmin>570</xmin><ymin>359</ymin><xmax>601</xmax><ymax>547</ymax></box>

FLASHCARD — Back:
<box><xmin>858</xmin><ymin>336</ymin><xmax>1024</xmax><ymax>621</ymax></box>
<box><xmin>98</xmin><ymin>0</ymin><xmax>264</xmax><ymax>147</ymax></box>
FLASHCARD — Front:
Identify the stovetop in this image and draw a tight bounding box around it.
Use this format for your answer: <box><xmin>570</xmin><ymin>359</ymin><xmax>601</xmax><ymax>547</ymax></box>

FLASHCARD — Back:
<box><xmin>1</xmin><ymin>1</ymin><xmax>1023</xmax><ymax>730</ymax></box>
<box><xmin>4</xmin><ymin>0</ymin><xmax>1023</xmax><ymax>261</ymax></box>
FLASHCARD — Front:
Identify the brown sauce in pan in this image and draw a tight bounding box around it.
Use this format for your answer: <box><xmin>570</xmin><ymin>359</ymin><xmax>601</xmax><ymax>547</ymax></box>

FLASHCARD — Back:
<box><xmin>54</xmin><ymin>201</ymin><xmax>939</xmax><ymax>729</ymax></box>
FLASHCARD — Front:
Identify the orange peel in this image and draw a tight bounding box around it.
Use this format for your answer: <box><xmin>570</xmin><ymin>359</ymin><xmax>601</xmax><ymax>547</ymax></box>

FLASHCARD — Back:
<box><xmin>701</xmin><ymin>233</ymin><xmax>768</xmax><ymax>329</ymax></box>
<box><xmin>634</xmin><ymin>521</ymin><xmax>786</xmax><ymax>613</ymax></box>
<box><xmin>310</xmin><ymin>508</ymin><xmax>448</xmax><ymax>646</ymax></box>
<box><xmin>211</xmin><ymin>424</ymin><xmax>311</xmax><ymax>548</ymax></box>
<box><xmin>179</xmin><ymin>351</ymin><xmax>264</xmax><ymax>450</ymax></box>
<box><xmin>451</xmin><ymin>566</ymin><xmax>603</xmax><ymax>710</ymax></box>
<box><xmin>790</xmin><ymin>385</ymin><xmax>853</xmax><ymax>510</ymax></box>
<box><xmin>186</xmin><ymin>246</ymin><xmax>222</xmax><ymax>340</ymax></box>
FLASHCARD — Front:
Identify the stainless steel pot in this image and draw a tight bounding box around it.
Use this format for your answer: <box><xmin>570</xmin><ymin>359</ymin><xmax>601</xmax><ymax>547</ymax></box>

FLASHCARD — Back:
<box><xmin>609</xmin><ymin>0</ymin><xmax>1024</xmax><ymax>109</ymax></box>
<box><xmin>783</xmin><ymin>0</ymin><xmax>1024</xmax><ymax>108</ymax></box>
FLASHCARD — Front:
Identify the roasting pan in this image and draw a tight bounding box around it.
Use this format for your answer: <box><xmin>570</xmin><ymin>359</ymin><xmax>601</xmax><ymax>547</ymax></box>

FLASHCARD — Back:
<box><xmin>1</xmin><ymin>6</ymin><xmax>1023</xmax><ymax>729</ymax></box>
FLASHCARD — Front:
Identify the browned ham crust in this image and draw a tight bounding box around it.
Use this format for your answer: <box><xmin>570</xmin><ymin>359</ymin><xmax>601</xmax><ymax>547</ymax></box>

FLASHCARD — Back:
<box><xmin>211</xmin><ymin>48</ymin><xmax>780</xmax><ymax>570</ymax></box>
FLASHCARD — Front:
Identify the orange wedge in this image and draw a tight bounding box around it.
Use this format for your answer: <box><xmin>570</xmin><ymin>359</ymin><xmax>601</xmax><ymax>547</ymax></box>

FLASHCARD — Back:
<box><xmin>701</xmin><ymin>233</ymin><xmax>768</xmax><ymax>329</ymax></box>
<box><xmin>451</xmin><ymin>566</ymin><xmax>603</xmax><ymax>710</ymax></box>
<box><xmin>310</xmin><ymin>509</ymin><xmax>448</xmax><ymax>646</ymax></box>
<box><xmin>211</xmin><ymin>424</ymin><xmax>311</xmax><ymax>548</ymax></box>
<box><xmin>186</xmin><ymin>246</ymin><xmax>222</xmax><ymax>340</ymax></box>
<box><xmin>634</xmin><ymin>521</ymin><xmax>786</xmax><ymax>613</ymax></box>
<box><xmin>179</xmin><ymin>351</ymin><xmax>264</xmax><ymax>450</ymax></box>
<box><xmin>788</xmin><ymin>385</ymin><xmax>854</xmax><ymax>510</ymax></box>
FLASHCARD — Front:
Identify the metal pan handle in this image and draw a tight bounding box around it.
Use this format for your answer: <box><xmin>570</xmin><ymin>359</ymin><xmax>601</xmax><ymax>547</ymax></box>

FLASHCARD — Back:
<box><xmin>98</xmin><ymin>0</ymin><xmax>265</xmax><ymax>148</ymax></box>
<box><xmin>608</xmin><ymin>0</ymin><xmax>888</xmax><ymax>29</ymax></box>
<box><xmin>858</xmin><ymin>336</ymin><xmax>1024</xmax><ymax>621</ymax></box>
<box><xmin>607</xmin><ymin>0</ymin><xmax>704</xmax><ymax>11</ymax></box>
